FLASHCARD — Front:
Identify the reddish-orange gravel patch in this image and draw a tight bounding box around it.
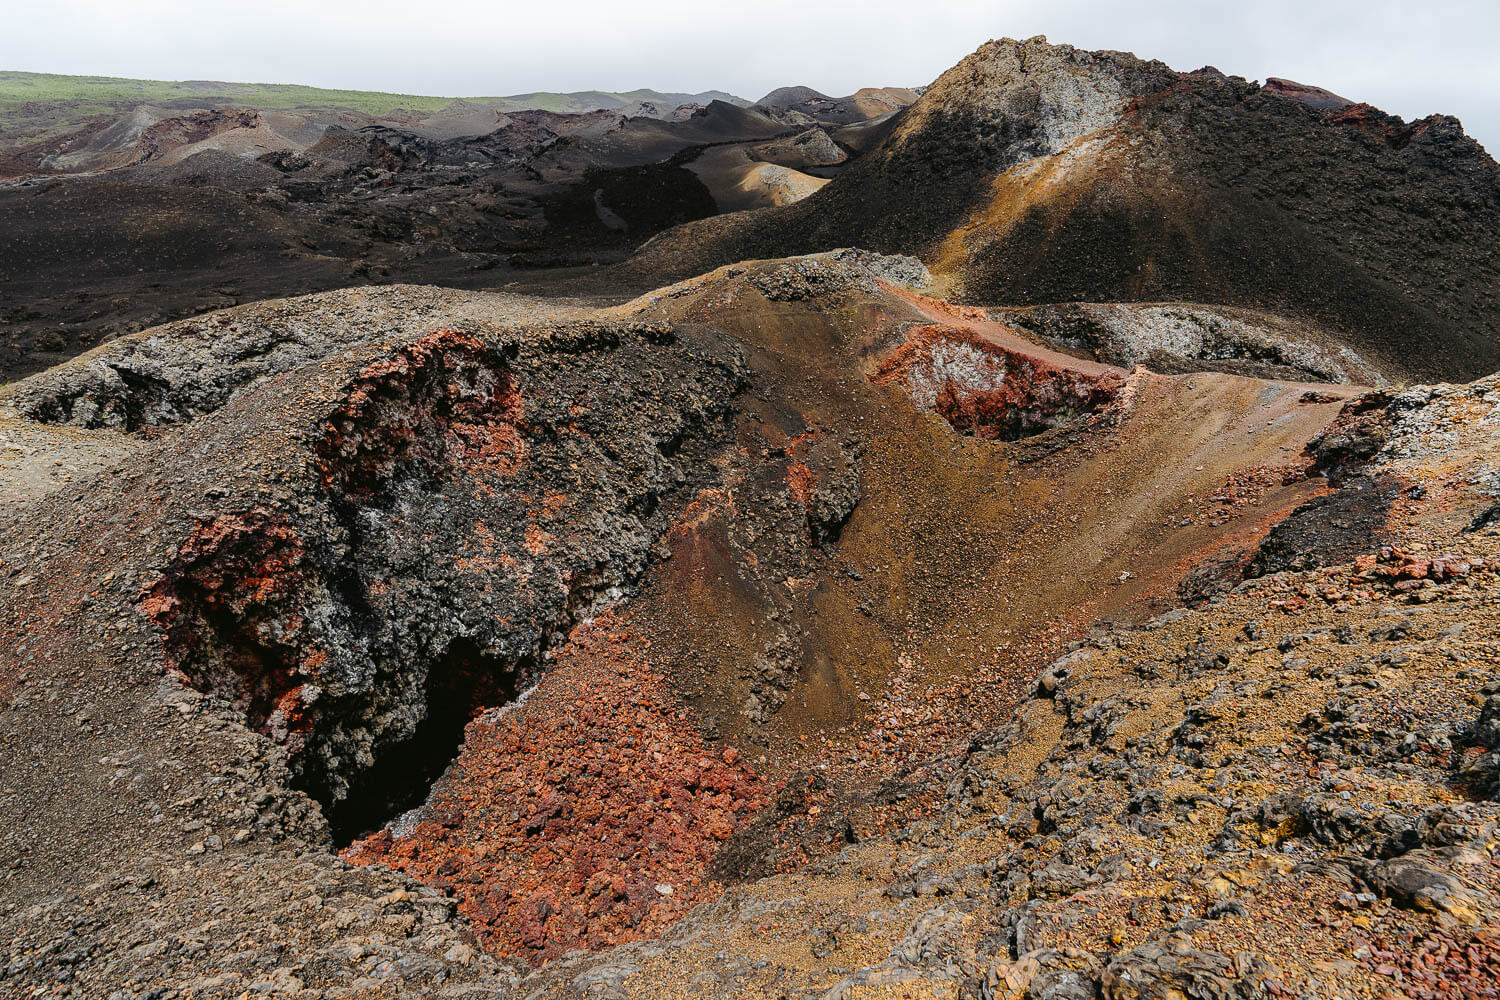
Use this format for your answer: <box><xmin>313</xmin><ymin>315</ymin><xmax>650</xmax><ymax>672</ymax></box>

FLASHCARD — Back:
<box><xmin>343</xmin><ymin>612</ymin><xmax>771</xmax><ymax>963</ymax></box>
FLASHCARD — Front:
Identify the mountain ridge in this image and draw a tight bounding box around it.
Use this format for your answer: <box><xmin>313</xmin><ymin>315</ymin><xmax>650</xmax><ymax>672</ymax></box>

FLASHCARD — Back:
<box><xmin>0</xmin><ymin>69</ymin><xmax>748</xmax><ymax>115</ymax></box>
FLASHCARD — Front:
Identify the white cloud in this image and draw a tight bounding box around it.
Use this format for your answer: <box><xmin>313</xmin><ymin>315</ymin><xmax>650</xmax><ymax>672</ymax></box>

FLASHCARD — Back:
<box><xmin>4</xmin><ymin>0</ymin><xmax>1497</xmax><ymax>150</ymax></box>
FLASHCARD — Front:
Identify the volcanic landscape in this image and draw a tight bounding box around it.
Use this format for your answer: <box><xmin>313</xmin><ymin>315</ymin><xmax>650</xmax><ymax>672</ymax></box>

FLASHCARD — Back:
<box><xmin>2</xmin><ymin>35</ymin><xmax>1500</xmax><ymax>1000</ymax></box>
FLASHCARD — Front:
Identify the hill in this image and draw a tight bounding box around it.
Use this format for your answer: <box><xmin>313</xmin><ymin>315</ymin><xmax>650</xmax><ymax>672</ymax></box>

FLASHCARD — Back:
<box><xmin>632</xmin><ymin>37</ymin><xmax>1500</xmax><ymax>381</ymax></box>
<box><xmin>755</xmin><ymin>83</ymin><xmax>921</xmax><ymax>124</ymax></box>
<box><xmin>4</xmin><ymin>250</ymin><xmax>1500</xmax><ymax>996</ymax></box>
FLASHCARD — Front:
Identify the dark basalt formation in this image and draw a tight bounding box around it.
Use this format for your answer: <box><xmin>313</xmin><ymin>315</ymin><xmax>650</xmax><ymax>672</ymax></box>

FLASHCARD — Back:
<box><xmin>6</xmin><ymin>314</ymin><xmax>747</xmax><ymax>840</ymax></box>
<box><xmin>0</xmin><ymin>85</ymin><xmax>911</xmax><ymax>381</ymax></box>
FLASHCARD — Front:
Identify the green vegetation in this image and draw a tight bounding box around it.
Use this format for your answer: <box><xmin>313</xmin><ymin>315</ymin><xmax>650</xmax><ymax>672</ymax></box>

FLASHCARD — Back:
<box><xmin>0</xmin><ymin>70</ymin><xmax>462</xmax><ymax>115</ymax></box>
<box><xmin>0</xmin><ymin>72</ymin><xmax>746</xmax><ymax>156</ymax></box>
<box><xmin>0</xmin><ymin>71</ymin><xmax>742</xmax><ymax>117</ymax></box>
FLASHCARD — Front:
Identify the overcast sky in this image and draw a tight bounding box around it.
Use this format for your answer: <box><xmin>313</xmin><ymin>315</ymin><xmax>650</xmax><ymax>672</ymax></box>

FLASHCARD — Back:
<box><xmin>6</xmin><ymin>0</ymin><xmax>1497</xmax><ymax>151</ymax></box>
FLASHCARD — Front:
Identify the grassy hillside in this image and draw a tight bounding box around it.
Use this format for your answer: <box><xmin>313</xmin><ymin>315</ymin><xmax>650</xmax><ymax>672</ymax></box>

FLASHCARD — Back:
<box><xmin>0</xmin><ymin>70</ymin><xmax>460</xmax><ymax>115</ymax></box>
<box><xmin>0</xmin><ymin>71</ymin><xmax>745</xmax><ymax>117</ymax></box>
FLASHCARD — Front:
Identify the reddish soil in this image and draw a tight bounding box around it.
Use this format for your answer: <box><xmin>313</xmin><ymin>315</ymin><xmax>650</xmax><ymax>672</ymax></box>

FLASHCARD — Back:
<box><xmin>136</xmin><ymin>109</ymin><xmax>265</xmax><ymax>163</ymax></box>
<box><xmin>871</xmin><ymin>321</ymin><xmax>1126</xmax><ymax>439</ymax></box>
<box><xmin>343</xmin><ymin>612</ymin><xmax>771</xmax><ymax>964</ymax></box>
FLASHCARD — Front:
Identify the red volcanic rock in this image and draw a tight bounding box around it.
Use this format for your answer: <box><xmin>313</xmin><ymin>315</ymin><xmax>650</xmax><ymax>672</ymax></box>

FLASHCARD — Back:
<box><xmin>1363</xmin><ymin>927</ymin><xmax>1500</xmax><ymax>997</ymax></box>
<box><xmin>1327</xmin><ymin>103</ymin><xmax>1439</xmax><ymax>149</ymax></box>
<box><xmin>317</xmin><ymin>328</ymin><xmax>524</xmax><ymax>498</ymax></box>
<box><xmin>1262</xmin><ymin>77</ymin><xmax>1353</xmax><ymax>111</ymax></box>
<box><xmin>786</xmin><ymin>460</ymin><xmax>815</xmax><ymax>511</ymax></box>
<box><xmin>138</xmin><ymin>508</ymin><xmax>322</xmax><ymax>748</ymax></box>
<box><xmin>343</xmin><ymin>612</ymin><xmax>770</xmax><ymax>963</ymax></box>
<box><xmin>871</xmin><ymin>323</ymin><xmax>1125</xmax><ymax>441</ymax></box>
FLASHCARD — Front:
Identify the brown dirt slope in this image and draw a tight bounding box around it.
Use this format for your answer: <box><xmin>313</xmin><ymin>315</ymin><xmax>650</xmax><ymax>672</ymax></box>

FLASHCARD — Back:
<box><xmin>524</xmin><ymin>372</ymin><xmax>1500</xmax><ymax>1000</ymax></box>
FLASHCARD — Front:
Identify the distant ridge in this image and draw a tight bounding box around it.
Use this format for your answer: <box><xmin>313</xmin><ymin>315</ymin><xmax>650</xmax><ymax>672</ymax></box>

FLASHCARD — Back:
<box><xmin>0</xmin><ymin>70</ymin><xmax>748</xmax><ymax>116</ymax></box>
<box><xmin>756</xmin><ymin>85</ymin><xmax>833</xmax><ymax>106</ymax></box>
<box><xmin>753</xmin><ymin>84</ymin><xmax>922</xmax><ymax>124</ymax></box>
<box><xmin>488</xmin><ymin>88</ymin><xmax>749</xmax><ymax>114</ymax></box>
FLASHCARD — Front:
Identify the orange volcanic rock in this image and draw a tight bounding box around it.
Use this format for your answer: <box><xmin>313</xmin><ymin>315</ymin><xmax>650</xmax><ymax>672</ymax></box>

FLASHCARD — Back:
<box><xmin>138</xmin><ymin>508</ymin><xmax>322</xmax><ymax>751</ymax></box>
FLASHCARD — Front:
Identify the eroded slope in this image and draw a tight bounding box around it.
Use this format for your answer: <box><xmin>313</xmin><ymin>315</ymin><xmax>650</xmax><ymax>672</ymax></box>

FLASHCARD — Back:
<box><xmin>524</xmin><ymin>373</ymin><xmax>1500</xmax><ymax>1000</ymax></box>
<box><xmin>0</xmin><ymin>253</ymin><xmax>1493</xmax><ymax>999</ymax></box>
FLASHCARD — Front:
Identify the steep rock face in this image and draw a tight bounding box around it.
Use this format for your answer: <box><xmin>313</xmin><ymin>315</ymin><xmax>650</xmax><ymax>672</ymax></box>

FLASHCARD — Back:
<box><xmin>69</xmin><ymin>319</ymin><xmax>749</xmax><ymax>840</ymax></box>
<box><xmin>632</xmin><ymin>36</ymin><xmax>1500</xmax><ymax>380</ymax></box>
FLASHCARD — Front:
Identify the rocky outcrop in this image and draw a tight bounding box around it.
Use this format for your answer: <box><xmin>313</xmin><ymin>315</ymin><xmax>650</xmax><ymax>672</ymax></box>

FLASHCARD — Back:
<box><xmin>743</xmin><ymin>250</ymin><xmax>930</xmax><ymax>302</ymax></box>
<box><xmin>1262</xmin><ymin>78</ymin><xmax>1353</xmax><ymax>111</ymax></box>
<box><xmin>5</xmin><ymin>285</ymin><xmax>592</xmax><ymax>430</ymax></box>
<box><xmin>1246</xmin><ymin>475</ymin><xmax>1399</xmax><ymax>578</ymax></box>
<box><xmin>994</xmin><ymin>302</ymin><xmax>1385</xmax><ymax>384</ymax></box>
<box><xmin>872</xmin><ymin>323</ymin><xmax>1126</xmax><ymax>441</ymax></box>
<box><xmin>107</xmin><ymin>320</ymin><xmax>749</xmax><ymax>841</ymax></box>
<box><xmin>753</xmin><ymin>127</ymin><xmax>848</xmax><ymax>170</ymax></box>
<box><xmin>133</xmin><ymin>108</ymin><xmax>266</xmax><ymax>163</ymax></box>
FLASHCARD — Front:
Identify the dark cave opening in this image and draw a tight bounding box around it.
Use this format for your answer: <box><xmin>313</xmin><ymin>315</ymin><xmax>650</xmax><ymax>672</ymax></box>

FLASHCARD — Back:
<box><xmin>325</xmin><ymin>638</ymin><xmax>524</xmax><ymax>846</ymax></box>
